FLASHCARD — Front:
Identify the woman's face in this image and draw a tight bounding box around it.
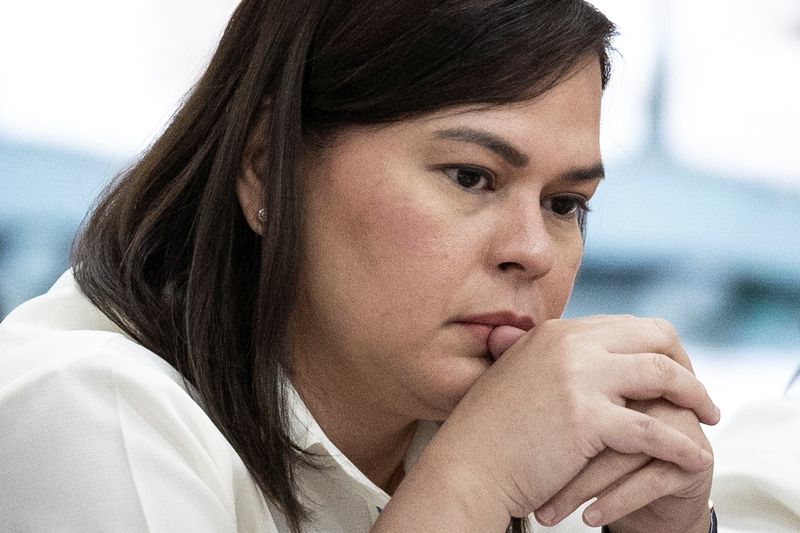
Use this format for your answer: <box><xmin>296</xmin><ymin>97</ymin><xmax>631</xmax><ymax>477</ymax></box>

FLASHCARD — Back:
<box><xmin>290</xmin><ymin>61</ymin><xmax>604</xmax><ymax>421</ymax></box>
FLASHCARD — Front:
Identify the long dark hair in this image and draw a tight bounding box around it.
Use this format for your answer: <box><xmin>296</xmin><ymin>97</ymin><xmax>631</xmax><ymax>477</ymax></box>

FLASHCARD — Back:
<box><xmin>71</xmin><ymin>1</ymin><xmax>615</xmax><ymax>531</ymax></box>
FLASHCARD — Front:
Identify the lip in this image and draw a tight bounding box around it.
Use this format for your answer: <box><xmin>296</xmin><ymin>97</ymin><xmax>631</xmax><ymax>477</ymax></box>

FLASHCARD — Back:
<box><xmin>454</xmin><ymin>311</ymin><xmax>536</xmax><ymax>332</ymax></box>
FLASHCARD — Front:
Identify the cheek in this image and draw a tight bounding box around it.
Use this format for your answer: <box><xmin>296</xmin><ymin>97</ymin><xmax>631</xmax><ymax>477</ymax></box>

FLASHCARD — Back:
<box><xmin>357</xmin><ymin>187</ymin><xmax>471</xmax><ymax>314</ymax></box>
<box><xmin>361</xmin><ymin>192</ymin><xmax>452</xmax><ymax>272</ymax></box>
<box><xmin>548</xmin><ymin>238</ymin><xmax>584</xmax><ymax>316</ymax></box>
<box><xmin>300</xmin><ymin>166</ymin><xmax>468</xmax><ymax>339</ymax></box>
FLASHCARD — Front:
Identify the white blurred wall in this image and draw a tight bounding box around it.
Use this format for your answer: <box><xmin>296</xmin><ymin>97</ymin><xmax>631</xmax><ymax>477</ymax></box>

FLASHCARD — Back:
<box><xmin>594</xmin><ymin>0</ymin><xmax>800</xmax><ymax>191</ymax></box>
<box><xmin>1</xmin><ymin>1</ymin><xmax>798</xmax><ymax>192</ymax></box>
<box><xmin>0</xmin><ymin>0</ymin><xmax>239</xmax><ymax>157</ymax></box>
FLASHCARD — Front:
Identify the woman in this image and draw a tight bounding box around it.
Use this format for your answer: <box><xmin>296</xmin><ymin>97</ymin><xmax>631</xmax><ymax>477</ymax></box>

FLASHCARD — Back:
<box><xmin>0</xmin><ymin>1</ymin><xmax>718</xmax><ymax>532</ymax></box>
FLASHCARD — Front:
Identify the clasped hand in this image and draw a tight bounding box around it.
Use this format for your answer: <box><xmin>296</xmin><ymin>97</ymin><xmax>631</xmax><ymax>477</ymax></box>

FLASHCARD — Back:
<box><xmin>434</xmin><ymin>315</ymin><xmax>717</xmax><ymax>532</ymax></box>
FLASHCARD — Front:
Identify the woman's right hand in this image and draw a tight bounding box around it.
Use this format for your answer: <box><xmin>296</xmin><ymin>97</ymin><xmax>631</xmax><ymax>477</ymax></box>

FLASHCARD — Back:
<box><xmin>421</xmin><ymin>315</ymin><xmax>719</xmax><ymax>521</ymax></box>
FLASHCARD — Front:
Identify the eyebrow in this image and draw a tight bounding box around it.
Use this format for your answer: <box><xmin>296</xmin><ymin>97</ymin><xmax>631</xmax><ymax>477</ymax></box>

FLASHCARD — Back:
<box><xmin>433</xmin><ymin>126</ymin><xmax>605</xmax><ymax>182</ymax></box>
<box><xmin>559</xmin><ymin>161</ymin><xmax>605</xmax><ymax>182</ymax></box>
<box><xmin>435</xmin><ymin>127</ymin><xmax>529</xmax><ymax>168</ymax></box>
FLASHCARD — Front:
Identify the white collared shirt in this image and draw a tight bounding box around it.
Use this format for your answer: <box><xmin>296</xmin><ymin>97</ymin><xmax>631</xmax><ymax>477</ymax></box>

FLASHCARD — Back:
<box><xmin>0</xmin><ymin>271</ymin><xmax>596</xmax><ymax>532</ymax></box>
<box><xmin>710</xmin><ymin>384</ymin><xmax>800</xmax><ymax>533</ymax></box>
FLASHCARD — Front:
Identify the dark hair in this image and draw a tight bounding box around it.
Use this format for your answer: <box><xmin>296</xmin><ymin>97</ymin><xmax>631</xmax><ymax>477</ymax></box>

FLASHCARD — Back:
<box><xmin>71</xmin><ymin>1</ymin><xmax>615</xmax><ymax>531</ymax></box>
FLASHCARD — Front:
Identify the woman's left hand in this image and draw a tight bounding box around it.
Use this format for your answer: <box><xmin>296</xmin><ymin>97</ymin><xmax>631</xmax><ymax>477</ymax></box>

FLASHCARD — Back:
<box><xmin>534</xmin><ymin>398</ymin><xmax>714</xmax><ymax>533</ymax></box>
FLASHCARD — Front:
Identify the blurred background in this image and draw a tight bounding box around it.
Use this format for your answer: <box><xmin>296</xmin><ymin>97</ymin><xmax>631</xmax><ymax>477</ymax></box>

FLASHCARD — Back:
<box><xmin>1</xmin><ymin>0</ymin><xmax>798</xmax><ymax>435</ymax></box>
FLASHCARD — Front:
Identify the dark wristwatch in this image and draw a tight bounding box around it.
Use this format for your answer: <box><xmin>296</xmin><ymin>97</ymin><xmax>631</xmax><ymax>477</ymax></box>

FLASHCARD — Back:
<box><xmin>600</xmin><ymin>501</ymin><xmax>717</xmax><ymax>533</ymax></box>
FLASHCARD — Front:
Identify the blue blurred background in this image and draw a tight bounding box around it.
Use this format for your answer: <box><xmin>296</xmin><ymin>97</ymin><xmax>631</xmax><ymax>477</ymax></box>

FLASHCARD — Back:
<box><xmin>1</xmin><ymin>0</ymin><xmax>798</xmax><ymax>434</ymax></box>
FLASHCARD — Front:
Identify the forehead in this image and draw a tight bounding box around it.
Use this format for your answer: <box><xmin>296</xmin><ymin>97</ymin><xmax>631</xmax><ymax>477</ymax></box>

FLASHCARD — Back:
<box><xmin>419</xmin><ymin>61</ymin><xmax>602</xmax><ymax>148</ymax></box>
<box><xmin>315</xmin><ymin>61</ymin><xmax>603</xmax><ymax>171</ymax></box>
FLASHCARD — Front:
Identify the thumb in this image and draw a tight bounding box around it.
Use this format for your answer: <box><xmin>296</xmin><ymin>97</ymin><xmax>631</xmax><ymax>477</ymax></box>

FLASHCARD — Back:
<box><xmin>488</xmin><ymin>325</ymin><xmax>527</xmax><ymax>360</ymax></box>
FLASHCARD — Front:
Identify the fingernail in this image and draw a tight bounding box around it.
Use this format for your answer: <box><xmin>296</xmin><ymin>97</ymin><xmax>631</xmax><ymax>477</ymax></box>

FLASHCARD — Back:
<box><xmin>536</xmin><ymin>504</ymin><xmax>556</xmax><ymax>525</ymax></box>
<box><xmin>584</xmin><ymin>508</ymin><xmax>602</xmax><ymax>527</ymax></box>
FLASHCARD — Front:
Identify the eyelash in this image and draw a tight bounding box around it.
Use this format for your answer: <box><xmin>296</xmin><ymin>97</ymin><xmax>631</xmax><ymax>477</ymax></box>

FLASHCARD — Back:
<box><xmin>440</xmin><ymin>165</ymin><xmax>495</xmax><ymax>191</ymax></box>
<box><xmin>440</xmin><ymin>164</ymin><xmax>591</xmax><ymax>220</ymax></box>
<box><xmin>542</xmin><ymin>195</ymin><xmax>591</xmax><ymax>220</ymax></box>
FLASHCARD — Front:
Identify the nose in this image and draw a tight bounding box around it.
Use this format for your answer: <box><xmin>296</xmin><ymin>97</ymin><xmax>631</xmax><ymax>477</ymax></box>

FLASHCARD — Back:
<box><xmin>488</xmin><ymin>199</ymin><xmax>555</xmax><ymax>280</ymax></box>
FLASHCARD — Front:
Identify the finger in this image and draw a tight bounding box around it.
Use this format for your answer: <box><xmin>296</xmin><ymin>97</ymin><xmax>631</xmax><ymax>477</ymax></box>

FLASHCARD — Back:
<box><xmin>591</xmin><ymin>316</ymin><xmax>695</xmax><ymax>371</ymax></box>
<box><xmin>613</xmin><ymin>353</ymin><xmax>720</xmax><ymax>425</ymax></box>
<box><xmin>581</xmin><ymin>460</ymin><xmax>707</xmax><ymax>528</ymax></box>
<box><xmin>534</xmin><ymin>449</ymin><xmax>648</xmax><ymax>526</ymax></box>
<box><xmin>487</xmin><ymin>325</ymin><xmax>526</xmax><ymax>359</ymax></box>
<box><xmin>599</xmin><ymin>406</ymin><xmax>713</xmax><ymax>472</ymax></box>
<box><xmin>540</xmin><ymin>397</ymin><xmax>715</xmax><ymax>525</ymax></box>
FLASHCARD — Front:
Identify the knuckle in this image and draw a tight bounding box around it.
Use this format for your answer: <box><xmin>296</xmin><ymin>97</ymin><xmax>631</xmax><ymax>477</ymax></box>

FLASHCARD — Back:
<box><xmin>635</xmin><ymin>415</ymin><xmax>658</xmax><ymax>444</ymax></box>
<box><xmin>564</xmin><ymin>393</ymin><xmax>591</xmax><ymax>427</ymax></box>
<box><xmin>651</xmin><ymin>353</ymin><xmax>675</xmax><ymax>384</ymax></box>
<box><xmin>697</xmin><ymin>436</ymin><xmax>716</xmax><ymax>471</ymax></box>
<box><xmin>572</xmin><ymin>429</ymin><xmax>605</xmax><ymax>460</ymax></box>
<box><xmin>564</xmin><ymin>354</ymin><xmax>589</xmax><ymax>381</ymax></box>
<box><xmin>556</xmin><ymin>329</ymin><xmax>583</xmax><ymax>360</ymax></box>
<box><xmin>698</xmin><ymin>458</ymin><xmax>714</xmax><ymax>475</ymax></box>
<box><xmin>541</xmin><ymin>319</ymin><xmax>592</xmax><ymax>352</ymax></box>
<box><xmin>565</xmin><ymin>404</ymin><xmax>603</xmax><ymax>457</ymax></box>
<box><xmin>700</xmin><ymin>435</ymin><xmax>713</xmax><ymax>455</ymax></box>
<box><xmin>538</xmin><ymin>318</ymin><xmax>561</xmax><ymax>334</ymax></box>
<box><xmin>650</xmin><ymin>317</ymin><xmax>678</xmax><ymax>342</ymax></box>
<box><xmin>536</xmin><ymin>319</ymin><xmax>562</xmax><ymax>346</ymax></box>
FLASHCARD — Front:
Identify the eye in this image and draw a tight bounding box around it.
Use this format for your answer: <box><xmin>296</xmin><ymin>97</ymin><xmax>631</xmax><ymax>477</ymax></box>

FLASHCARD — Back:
<box><xmin>441</xmin><ymin>166</ymin><xmax>495</xmax><ymax>191</ymax></box>
<box><xmin>543</xmin><ymin>195</ymin><xmax>590</xmax><ymax>219</ymax></box>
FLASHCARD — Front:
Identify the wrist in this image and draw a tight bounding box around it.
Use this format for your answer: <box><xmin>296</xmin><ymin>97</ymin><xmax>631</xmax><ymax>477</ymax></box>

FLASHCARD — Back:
<box><xmin>373</xmin><ymin>439</ymin><xmax>510</xmax><ymax>532</ymax></box>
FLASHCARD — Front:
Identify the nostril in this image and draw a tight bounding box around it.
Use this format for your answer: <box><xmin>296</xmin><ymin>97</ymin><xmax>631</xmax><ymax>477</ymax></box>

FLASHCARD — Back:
<box><xmin>498</xmin><ymin>262</ymin><xmax>523</xmax><ymax>272</ymax></box>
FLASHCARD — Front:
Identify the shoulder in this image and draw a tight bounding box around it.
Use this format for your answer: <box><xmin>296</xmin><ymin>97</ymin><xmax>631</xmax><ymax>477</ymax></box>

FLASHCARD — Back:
<box><xmin>0</xmin><ymin>273</ymin><xmax>275</xmax><ymax>532</ymax></box>
<box><xmin>0</xmin><ymin>271</ymin><xmax>200</xmax><ymax>423</ymax></box>
<box><xmin>0</xmin><ymin>269</ymin><xmax>194</xmax><ymax>404</ymax></box>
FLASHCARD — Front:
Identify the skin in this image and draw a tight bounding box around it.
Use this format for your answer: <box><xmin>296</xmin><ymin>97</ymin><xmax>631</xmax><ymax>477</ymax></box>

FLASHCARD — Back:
<box><xmin>294</xmin><ymin>62</ymin><xmax>599</xmax><ymax>489</ymax></box>
<box><xmin>238</xmin><ymin>60</ymin><xmax>717</xmax><ymax>531</ymax></box>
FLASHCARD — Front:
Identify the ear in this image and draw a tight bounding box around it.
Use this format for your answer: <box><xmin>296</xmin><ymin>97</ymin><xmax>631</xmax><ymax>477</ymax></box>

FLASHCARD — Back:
<box><xmin>236</xmin><ymin>104</ymin><xmax>271</xmax><ymax>234</ymax></box>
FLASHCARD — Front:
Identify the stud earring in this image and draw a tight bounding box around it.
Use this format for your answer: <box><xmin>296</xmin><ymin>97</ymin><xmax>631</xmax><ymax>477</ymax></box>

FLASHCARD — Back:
<box><xmin>257</xmin><ymin>208</ymin><xmax>268</xmax><ymax>222</ymax></box>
